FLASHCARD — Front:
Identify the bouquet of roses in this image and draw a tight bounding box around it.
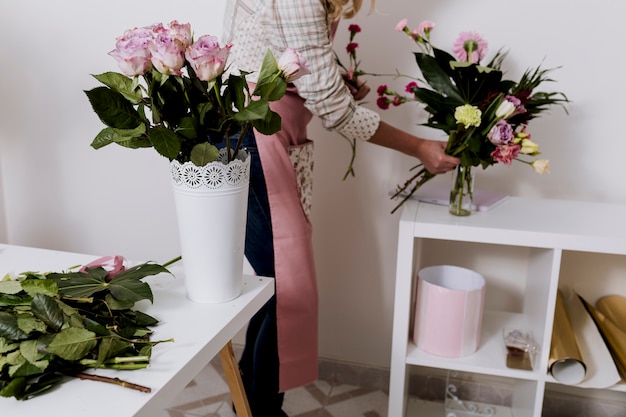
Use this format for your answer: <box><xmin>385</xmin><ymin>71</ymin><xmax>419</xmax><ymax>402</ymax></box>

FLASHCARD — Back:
<box><xmin>85</xmin><ymin>20</ymin><xmax>310</xmax><ymax>166</ymax></box>
<box><xmin>377</xmin><ymin>19</ymin><xmax>569</xmax><ymax>212</ymax></box>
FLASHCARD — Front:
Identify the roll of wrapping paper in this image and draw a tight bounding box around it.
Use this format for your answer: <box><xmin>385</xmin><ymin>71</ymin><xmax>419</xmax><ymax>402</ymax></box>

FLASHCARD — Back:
<box><xmin>581</xmin><ymin>294</ymin><xmax>626</xmax><ymax>379</ymax></box>
<box><xmin>549</xmin><ymin>290</ymin><xmax>587</xmax><ymax>384</ymax></box>
<box><xmin>597</xmin><ymin>295</ymin><xmax>626</xmax><ymax>333</ymax></box>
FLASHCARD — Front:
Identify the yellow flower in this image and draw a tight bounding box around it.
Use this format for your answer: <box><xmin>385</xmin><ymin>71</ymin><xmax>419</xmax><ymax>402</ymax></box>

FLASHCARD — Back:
<box><xmin>531</xmin><ymin>159</ymin><xmax>550</xmax><ymax>174</ymax></box>
<box><xmin>454</xmin><ymin>104</ymin><xmax>482</xmax><ymax>128</ymax></box>
<box><xmin>520</xmin><ymin>139</ymin><xmax>539</xmax><ymax>155</ymax></box>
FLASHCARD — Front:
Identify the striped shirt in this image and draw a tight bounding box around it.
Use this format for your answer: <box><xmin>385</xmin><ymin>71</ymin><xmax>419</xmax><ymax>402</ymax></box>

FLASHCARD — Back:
<box><xmin>222</xmin><ymin>0</ymin><xmax>380</xmax><ymax>142</ymax></box>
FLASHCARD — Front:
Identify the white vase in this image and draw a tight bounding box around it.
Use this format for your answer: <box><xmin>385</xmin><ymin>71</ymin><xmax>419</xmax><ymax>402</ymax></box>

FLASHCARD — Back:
<box><xmin>170</xmin><ymin>149</ymin><xmax>250</xmax><ymax>303</ymax></box>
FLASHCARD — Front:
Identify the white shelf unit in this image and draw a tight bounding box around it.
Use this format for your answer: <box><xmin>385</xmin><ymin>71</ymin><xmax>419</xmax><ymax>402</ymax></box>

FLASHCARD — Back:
<box><xmin>388</xmin><ymin>197</ymin><xmax>626</xmax><ymax>417</ymax></box>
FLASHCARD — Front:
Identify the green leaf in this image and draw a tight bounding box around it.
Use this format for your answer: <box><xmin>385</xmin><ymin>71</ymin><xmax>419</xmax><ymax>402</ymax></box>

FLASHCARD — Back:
<box><xmin>149</xmin><ymin>126</ymin><xmax>181</xmax><ymax>160</ymax></box>
<box><xmin>254</xmin><ymin>77</ymin><xmax>286</xmax><ymax>102</ymax></box>
<box><xmin>104</xmin><ymin>293</ymin><xmax>134</xmax><ymax>311</ymax></box>
<box><xmin>252</xmin><ymin>110</ymin><xmax>282</xmax><ymax>135</ymax></box>
<box><xmin>96</xmin><ymin>337</ymin><xmax>131</xmax><ymax>366</ymax></box>
<box><xmin>16</xmin><ymin>313</ymin><xmax>47</xmax><ymax>335</ymax></box>
<box><xmin>48</xmin><ymin>269</ymin><xmax>108</xmax><ymax>298</ymax></box>
<box><xmin>415</xmin><ymin>52</ymin><xmax>463</xmax><ymax>102</ymax></box>
<box><xmin>90</xmin><ymin>127</ymin><xmax>152</xmax><ymax>150</ymax></box>
<box><xmin>0</xmin><ymin>312</ymin><xmax>29</xmax><ymax>341</ymax></box>
<box><xmin>254</xmin><ymin>49</ymin><xmax>285</xmax><ymax>101</ymax></box>
<box><xmin>0</xmin><ymin>337</ymin><xmax>19</xmax><ymax>354</ymax></box>
<box><xmin>234</xmin><ymin>99</ymin><xmax>271</xmax><ymax>123</ymax></box>
<box><xmin>0</xmin><ymin>281</ymin><xmax>22</xmax><ymax>295</ymax></box>
<box><xmin>84</xmin><ymin>86</ymin><xmax>143</xmax><ymax>129</ymax></box>
<box><xmin>178</xmin><ymin>116</ymin><xmax>199</xmax><ymax>140</ymax></box>
<box><xmin>20</xmin><ymin>279</ymin><xmax>58</xmax><ymax>298</ymax></box>
<box><xmin>31</xmin><ymin>294</ymin><xmax>64</xmax><ymax>332</ymax></box>
<box><xmin>133</xmin><ymin>310</ymin><xmax>159</xmax><ymax>327</ymax></box>
<box><xmin>0</xmin><ymin>376</ymin><xmax>26</xmax><ymax>399</ymax></box>
<box><xmin>108</xmin><ymin>276</ymin><xmax>153</xmax><ymax>304</ymax></box>
<box><xmin>92</xmin><ymin>72</ymin><xmax>143</xmax><ymax>104</ymax></box>
<box><xmin>190</xmin><ymin>142</ymin><xmax>220</xmax><ymax>166</ymax></box>
<box><xmin>9</xmin><ymin>360</ymin><xmax>49</xmax><ymax>378</ymax></box>
<box><xmin>19</xmin><ymin>372</ymin><xmax>64</xmax><ymax>400</ymax></box>
<box><xmin>46</xmin><ymin>328</ymin><xmax>97</xmax><ymax>361</ymax></box>
<box><xmin>19</xmin><ymin>340</ymin><xmax>46</xmax><ymax>363</ymax></box>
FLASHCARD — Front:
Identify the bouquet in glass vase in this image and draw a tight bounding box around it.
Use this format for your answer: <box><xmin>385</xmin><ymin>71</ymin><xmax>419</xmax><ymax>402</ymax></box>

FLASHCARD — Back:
<box><xmin>377</xmin><ymin>19</ymin><xmax>569</xmax><ymax>215</ymax></box>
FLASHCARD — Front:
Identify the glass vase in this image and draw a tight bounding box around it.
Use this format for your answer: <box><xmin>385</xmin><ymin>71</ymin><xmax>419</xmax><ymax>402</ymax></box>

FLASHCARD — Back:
<box><xmin>449</xmin><ymin>165</ymin><xmax>474</xmax><ymax>216</ymax></box>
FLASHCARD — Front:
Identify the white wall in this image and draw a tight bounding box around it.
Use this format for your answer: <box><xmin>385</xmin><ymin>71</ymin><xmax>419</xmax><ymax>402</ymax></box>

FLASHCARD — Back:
<box><xmin>1</xmin><ymin>0</ymin><xmax>625</xmax><ymax>370</ymax></box>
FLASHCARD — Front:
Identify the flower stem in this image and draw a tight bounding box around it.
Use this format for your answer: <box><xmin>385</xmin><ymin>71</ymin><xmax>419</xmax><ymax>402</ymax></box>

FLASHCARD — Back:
<box><xmin>162</xmin><ymin>256</ymin><xmax>181</xmax><ymax>268</ymax></box>
<box><xmin>75</xmin><ymin>372</ymin><xmax>151</xmax><ymax>393</ymax></box>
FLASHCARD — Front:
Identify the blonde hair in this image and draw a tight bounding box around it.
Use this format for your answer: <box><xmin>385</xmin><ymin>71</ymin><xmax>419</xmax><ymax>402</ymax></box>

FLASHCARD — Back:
<box><xmin>325</xmin><ymin>0</ymin><xmax>374</xmax><ymax>20</ymax></box>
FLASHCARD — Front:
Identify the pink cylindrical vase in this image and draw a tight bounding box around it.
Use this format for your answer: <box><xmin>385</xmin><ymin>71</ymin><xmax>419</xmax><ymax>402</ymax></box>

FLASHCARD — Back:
<box><xmin>413</xmin><ymin>265</ymin><xmax>486</xmax><ymax>357</ymax></box>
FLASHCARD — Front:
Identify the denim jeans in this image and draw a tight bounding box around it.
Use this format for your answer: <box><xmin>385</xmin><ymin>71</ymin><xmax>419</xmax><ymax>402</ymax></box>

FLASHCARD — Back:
<box><xmin>222</xmin><ymin>131</ymin><xmax>285</xmax><ymax>416</ymax></box>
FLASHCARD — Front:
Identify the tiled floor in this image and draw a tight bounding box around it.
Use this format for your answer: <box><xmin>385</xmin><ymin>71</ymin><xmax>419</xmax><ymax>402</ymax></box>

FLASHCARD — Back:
<box><xmin>158</xmin><ymin>356</ymin><xmax>389</xmax><ymax>417</ymax></box>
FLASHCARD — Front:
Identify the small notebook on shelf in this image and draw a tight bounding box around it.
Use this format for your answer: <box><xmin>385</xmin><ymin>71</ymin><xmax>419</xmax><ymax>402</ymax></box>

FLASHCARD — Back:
<box><xmin>393</xmin><ymin>183</ymin><xmax>509</xmax><ymax>212</ymax></box>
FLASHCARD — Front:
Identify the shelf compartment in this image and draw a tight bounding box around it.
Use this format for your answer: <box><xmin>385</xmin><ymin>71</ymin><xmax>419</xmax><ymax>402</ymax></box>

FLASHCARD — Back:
<box><xmin>406</xmin><ymin>311</ymin><xmax>542</xmax><ymax>380</ymax></box>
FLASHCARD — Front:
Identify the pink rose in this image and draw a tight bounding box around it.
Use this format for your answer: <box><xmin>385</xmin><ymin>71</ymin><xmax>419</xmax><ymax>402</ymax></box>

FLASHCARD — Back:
<box><xmin>80</xmin><ymin>255</ymin><xmax>126</xmax><ymax>282</ymax></box>
<box><xmin>277</xmin><ymin>48</ymin><xmax>311</xmax><ymax>83</ymax></box>
<box><xmin>108</xmin><ymin>27</ymin><xmax>154</xmax><ymax>76</ymax></box>
<box><xmin>168</xmin><ymin>20</ymin><xmax>192</xmax><ymax>49</ymax></box>
<box><xmin>185</xmin><ymin>35</ymin><xmax>231</xmax><ymax>82</ymax></box>
<box><xmin>150</xmin><ymin>32</ymin><xmax>186</xmax><ymax>75</ymax></box>
<box><xmin>491</xmin><ymin>144</ymin><xmax>521</xmax><ymax>165</ymax></box>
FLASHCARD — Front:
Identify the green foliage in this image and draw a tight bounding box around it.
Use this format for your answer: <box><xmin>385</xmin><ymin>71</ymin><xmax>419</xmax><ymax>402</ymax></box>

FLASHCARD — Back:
<box><xmin>0</xmin><ymin>261</ymin><xmax>172</xmax><ymax>400</ymax></box>
<box><xmin>85</xmin><ymin>48</ymin><xmax>287</xmax><ymax>166</ymax></box>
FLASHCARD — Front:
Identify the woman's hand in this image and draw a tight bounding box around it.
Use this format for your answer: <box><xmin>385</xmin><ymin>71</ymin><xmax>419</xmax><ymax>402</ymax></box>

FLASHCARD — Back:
<box><xmin>342</xmin><ymin>73</ymin><xmax>370</xmax><ymax>101</ymax></box>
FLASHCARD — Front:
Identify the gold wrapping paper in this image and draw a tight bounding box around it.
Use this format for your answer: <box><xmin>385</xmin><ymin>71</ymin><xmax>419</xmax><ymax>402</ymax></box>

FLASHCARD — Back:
<box><xmin>549</xmin><ymin>290</ymin><xmax>586</xmax><ymax>384</ymax></box>
<box><xmin>581</xmin><ymin>294</ymin><xmax>626</xmax><ymax>379</ymax></box>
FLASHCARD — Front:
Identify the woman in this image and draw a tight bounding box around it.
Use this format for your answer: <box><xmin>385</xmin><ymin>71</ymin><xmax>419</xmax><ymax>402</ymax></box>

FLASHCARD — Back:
<box><xmin>222</xmin><ymin>1</ymin><xmax>460</xmax><ymax>415</ymax></box>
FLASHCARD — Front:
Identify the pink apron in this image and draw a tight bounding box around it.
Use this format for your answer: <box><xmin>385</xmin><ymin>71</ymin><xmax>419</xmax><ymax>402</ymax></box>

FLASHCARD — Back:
<box><xmin>253</xmin><ymin>87</ymin><xmax>318</xmax><ymax>392</ymax></box>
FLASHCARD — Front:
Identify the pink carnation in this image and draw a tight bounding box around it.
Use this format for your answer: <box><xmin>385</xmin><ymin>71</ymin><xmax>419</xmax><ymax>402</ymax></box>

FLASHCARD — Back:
<box><xmin>491</xmin><ymin>144</ymin><xmax>521</xmax><ymax>165</ymax></box>
<box><xmin>453</xmin><ymin>31</ymin><xmax>488</xmax><ymax>63</ymax></box>
<box><xmin>396</xmin><ymin>19</ymin><xmax>409</xmax><ymax>31</ymax></box>
<box><xmin>417</xmin><ymin>20</ymin><xmax>435</xmax><ymax>35</ymax></box>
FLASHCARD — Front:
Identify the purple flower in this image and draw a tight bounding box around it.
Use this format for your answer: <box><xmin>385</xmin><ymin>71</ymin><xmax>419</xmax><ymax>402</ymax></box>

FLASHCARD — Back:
<box><xmin>185</xmin><ymin>35</ymin><xmax>231</xmax><ymax>81</ymax></box>
<box><xmin>108</xmin><ymin>27</ymin><xmax>154</xmax><ymax>76</ymax></box>
<box><xmin>150</xmin><ymin>31</ymin><xmax>186</xmax><ymax>75</ymax></box>
<box><xmin>488</xmin><ymin>119</ymin><xmax>515</xmax><ymax>145</ymax></box>
<box><xmin>453</xmin><ymin>31</ymin><xmax>488</xmax><ymax>63</ymax></box>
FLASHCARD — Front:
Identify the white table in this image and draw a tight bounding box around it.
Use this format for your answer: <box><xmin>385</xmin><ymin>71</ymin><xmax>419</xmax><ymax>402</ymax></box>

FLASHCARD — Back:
<box><xmin>0</xmin><ymin>244</ymin><xmax>274</xmax><ymax>417</ymax></box>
